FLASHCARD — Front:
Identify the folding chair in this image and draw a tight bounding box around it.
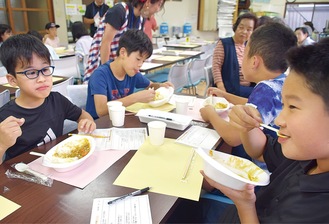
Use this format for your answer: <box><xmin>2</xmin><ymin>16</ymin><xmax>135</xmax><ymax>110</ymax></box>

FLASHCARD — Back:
<box><xmin>0</xmin><ymin>89</ymin><xmax>10</xmax><ymax>107</ymax></box>
<box><xmin>62</xmin><ymin>84</ymin><xmax>88</xmax><ymax>135</ymax></box>
<box><xmin>52</xmin><ymin>56</ymin><xmax>81</xmax><ymax>83</ymax></box>
<box><xmin>187</xmin><ymin>58</ymin><xmax>206</xmax><ymax>95</ymax></box>
<box><xmin>52</xmin><ymin>76</ymin><xmax>74</xmax><ymax>97</ymax></box>
<box><xmin>67</xmin><ymin>84</ymin><xmax>88</xmax><ymax>110</ymax></box>
<box><xmin>168</xmin><ymin>62</ymin><xmax>191</xmax><ymax>93</ymax></box>
<box><xmin>204</xmin><ymin>66</ymin><xmax>214</xmax><ymax>96</ymax></box>
<box><xmin>0</xmin><ymin>66</ymin><xmax>8</xmax><ymax>77</ymax></box>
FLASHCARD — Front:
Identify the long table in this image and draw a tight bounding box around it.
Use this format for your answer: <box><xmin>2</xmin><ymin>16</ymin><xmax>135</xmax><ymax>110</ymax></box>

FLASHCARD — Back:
<box><xmin>0</xmin><ymin>115</ymin><xmax>187</xmax><ymax>223</ymax></box>
<box><xmin>163</xmin><ymin>43</ymin><xmax>202</xmax><ymax>50</ymax></box>
<box><xmin>140</xmin><ymin>51</ymin><xmax>203</xmax><ymax>74</ymax></box>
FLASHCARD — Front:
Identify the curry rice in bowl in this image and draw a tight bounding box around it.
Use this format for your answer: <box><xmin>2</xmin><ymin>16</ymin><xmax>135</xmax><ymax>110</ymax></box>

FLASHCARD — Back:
<box><xmin>148</xmin><ymin>86</ymin><xmax>174</xmax><ymax>107</ymax></box>
<box><xmin>202</xmin><ymin>96</ymin><xmax>230</xmax><ymax>113</ymax></box>
<box><xmin>195</xmin><ymin>148</ymin><xmax>270</xmax><ymax>190</ymax></box>
<box><xmin>42</xmin><ymin>135</ymin><xmax>95</xmax><ymax>172</ymax></box>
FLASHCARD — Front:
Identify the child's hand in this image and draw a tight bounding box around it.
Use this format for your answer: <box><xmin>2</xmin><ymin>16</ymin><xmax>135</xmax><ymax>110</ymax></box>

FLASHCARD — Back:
<box><xmin>207</xmin><ymin>87</ymin><xmax>226</xmax><ymax>98</ymax></box>
<box><xmin>77</xmin><ymin>119</ymin><xmax>96</xmax><ymax>133</ymax></box>
<box><xmin>229</xmin><ymin>105</ymin><xmax>263</xmax><ymax>132</ymax></box>
<box><xmin>199</xmin><ymin>105</ymin><xmax>216</xmax><ymax>122</ymax></box>
<box><xmin>160</xmin><ymin>82</ymin><xmax>174</xmax><ymax>88</ymax></box>
<box><xmin>134</xmin><ymin>89</ymin><xmax>156</xmax><ymax>103</ymax></box>
<box><xmin>201</xmin><ymin>170</ymin><xmax>256</xmax><ymax>207</ymax></box>
<box><xmin>0</xmin><ymin>116</ymin><xmax>25</xmax><ymax>150</ymax></box>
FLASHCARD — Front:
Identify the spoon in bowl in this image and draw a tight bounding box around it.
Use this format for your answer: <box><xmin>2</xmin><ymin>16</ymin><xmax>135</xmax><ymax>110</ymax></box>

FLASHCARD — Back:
<box><xmin>260</xmin><ymin>123</ymin><xmax>288</xmax><ymax>138</ymax></box>
<box><xmin>15</xmin><ymin>163</ymin><xmax>48</xmax><ymax>181</ymax></box>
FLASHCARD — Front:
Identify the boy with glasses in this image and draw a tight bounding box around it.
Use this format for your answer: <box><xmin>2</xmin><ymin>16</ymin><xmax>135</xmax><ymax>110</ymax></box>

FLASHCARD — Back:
<box><xmin>0</xmin><ymin>34</ymin><xmax>96</xmax><ymax>164</ymax></box>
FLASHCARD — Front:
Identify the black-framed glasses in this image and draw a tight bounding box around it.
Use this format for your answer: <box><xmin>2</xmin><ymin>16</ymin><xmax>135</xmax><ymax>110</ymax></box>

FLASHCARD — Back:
<box><xmin>16</xmin><ymin>66</ymin><xmax>55</xmax><ymax>79</ymax></box>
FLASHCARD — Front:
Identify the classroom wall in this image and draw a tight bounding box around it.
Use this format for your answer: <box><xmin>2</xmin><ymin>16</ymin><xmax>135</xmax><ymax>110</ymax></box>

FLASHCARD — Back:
<box><xmin>250</xmin><ymin>0</ymin><xmax>329</xmax><ymax>16</ymax></box>
<box><xmin>250</xmin><ymin>0</ymin><xmax>286</xmax><ymax>15</ymax></box>
<box><xmin>53</xmin><ymin>0</ymin><xmax>220</xmax><ymax>44</ymax></box>
<box><xmin>53</xmin><ymin>0</ymin><xmax>329</xmax><ymax>45</ymax></box>
<box><xmin>53</xmin><ymin>0</ymin><xmax>69</xmax><ymax>45</ymax></box>
<box><xmin>154</xmin><ymin>0</ymin><xmax>218</xmax><ymax>41</ymax></box>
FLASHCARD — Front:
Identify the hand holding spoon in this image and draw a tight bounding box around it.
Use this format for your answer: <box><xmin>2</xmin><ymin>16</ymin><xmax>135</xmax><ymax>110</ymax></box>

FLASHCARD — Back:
<box><xmin>260</xmin><ymin>123</ymin><xmax>288</xmax><ymax>138</ymax></box>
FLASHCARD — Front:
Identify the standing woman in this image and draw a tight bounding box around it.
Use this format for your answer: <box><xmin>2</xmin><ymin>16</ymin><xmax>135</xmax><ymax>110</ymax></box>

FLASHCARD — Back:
<box><xmin>84</xmin><ymin>0</ymin><xmax>165</xmax><ymax>83</ymax></box>
<box><xmin>212</xmin><ymin>13</ymin><xmax>257</xmax><ymax>98</ymax></box>
<box><xmin>83</xmin><ymin>0</ymin><xmax>110</xmax><ymax>37</ymax></box>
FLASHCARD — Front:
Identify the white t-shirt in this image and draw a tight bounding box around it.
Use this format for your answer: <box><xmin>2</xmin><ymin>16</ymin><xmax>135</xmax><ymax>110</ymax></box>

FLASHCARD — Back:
<box><xmin>44</xmin><ymin>36</ymin><xmax>60</xmax><ymax>48</ymax></box>
<box><xmin>75</xmin><ymin>35</ymin><xmax>93</xmax><ymax>58</ymax></box>
<box><xmin>45</xmin><ymin>44</ymin><xmax>59</xmax><ymax>60</ymax></box>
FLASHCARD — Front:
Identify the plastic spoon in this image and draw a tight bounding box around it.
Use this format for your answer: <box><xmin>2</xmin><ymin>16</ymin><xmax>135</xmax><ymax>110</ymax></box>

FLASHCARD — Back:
<box><xmin>15</xmin><ymin>163</ymin><xmax>48</xmax><ymax>181</ymax></box>
<box><xmin>29</xmin><ymin>151</ymin><xmax>45</xmax><ymax>157</ymax></box>
<box><xmin>260</xmin><ymin>123</ymin><xmax>288</xmax><ymax>138</ymax></box>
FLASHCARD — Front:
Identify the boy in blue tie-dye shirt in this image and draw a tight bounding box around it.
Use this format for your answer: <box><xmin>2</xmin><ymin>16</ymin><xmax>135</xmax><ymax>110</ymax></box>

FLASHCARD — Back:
<box><xmin>200</xmin><ymin>22</ymin><xmax>297</xmax><ymax>150</ymax></box>
<box><xmin>200</xmin><ymin>23</ymin><xmax>296</xmax><ymax>196</ymax></box>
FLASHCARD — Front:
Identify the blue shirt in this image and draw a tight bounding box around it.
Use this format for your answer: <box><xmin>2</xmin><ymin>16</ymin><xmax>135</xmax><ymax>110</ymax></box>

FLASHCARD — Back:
<box><xmin>248</xmin><ymin>73</ymin><xmax>286</xmax><ymax>126</ymax></box>
<box><xmin>86</xmin><ymin>60</ymin><xmax>150</xmax><ymax>119</ymax></box>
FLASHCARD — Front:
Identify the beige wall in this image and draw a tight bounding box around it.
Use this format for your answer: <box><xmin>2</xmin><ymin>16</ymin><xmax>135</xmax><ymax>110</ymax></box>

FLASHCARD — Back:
<box><xmin>52</xmin><ymin>0</ymin><xmax>69</xmax><ymax>45</ymax></box>
<box><xmin>154</xmin><ymin>0</ymin><xmax>218</xmax><ymax>41</ymax></box>
<box><xmin>250</xmin><ymin>0</ymin><xmax>329</xmax><ymax>16</ymax></box>
<box><xmin>53</xmin><ymin>0</ymin><xmax>329</xmax><ymax>45</ymax></box>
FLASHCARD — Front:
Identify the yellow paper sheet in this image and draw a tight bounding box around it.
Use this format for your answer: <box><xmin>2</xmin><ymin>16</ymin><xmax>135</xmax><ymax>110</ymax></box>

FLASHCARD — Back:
<box><xmin>1</xmin><ymin>83</ymin><xmax>19</xmax><ymax>88</ymax></box>
<box><xmin>154</xmin><ymin>56</ymin><xmax>185</xmax><ymax>61</ymax></box>
<box><xmin>167</xmin><ymin>44</ymin><xmax>200</xmax><ymax>48</ymax></box>
<box><xmin>0</xmin><ymin>196</ymin><xmax>21</xmax><ymax>220</ymax></box>
<box><xmin>52</xmin><ymin>76</ymin><xmax>64</xmax><ymax>82</ymax></box>
<box><xmin>126</xmin><ymin>102</ymin><xmax>175</xmax><ymax>113</ymax></box>
<box><xmin>114</xmin><ymin>138</ymin><xmax>203</xmax><ymax>201</ymax></box>
<box><xmin>179</xmin><ymin>44</ymin><xmax>200</xmax><ymax>48</ymax></box>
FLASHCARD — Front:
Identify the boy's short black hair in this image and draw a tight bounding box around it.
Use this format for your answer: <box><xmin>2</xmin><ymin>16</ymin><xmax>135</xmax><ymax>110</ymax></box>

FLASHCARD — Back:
<box><xmin>304</xmin><ymin>21</ymin><xmax>315</xmax><ymax>32</ymax></box>
<box><xmin>233</xmin><ymin>12</ymin><xmax>257</xmax><ymax>32</ymax></box>
<box><xmin>256</xmin><ymin>16</ymin><xmax>272</xmax><ymax>27</ymax></box>
<box><xmin>0</xmin><ymin>24</ymin><xmax>12</xmax><ymax>42</ymax></box>
<box><xmin>0</xmin><ymin>34</ymin><xmax>50</xmax><ymax>76</ymax></box>
<box><xmin>71</xmin><ymin>21</ymin><xmax>89</xmax><ymax>41</ymax></box>
<box><xmin>117</xmin><ymin>29</ymin><xmax>153</xmax><ymax>58</ymax></box>
<box><xmin>286</xmin><ymin>38</ymin><xmax>329</xmax><ymax>111</ymax></box>
<box><xmin>247</xmin><ymin>22</ymin><xmax>297</xmax><ymax>73</ymax></box>
<box><xmin>295</xmin><ymin>27</ymin><xmax>309</xmax><ymax>36</ymax></box>
<box><xmin>27</xmin><ymin>30</ymin><xmax>43</xmax><ymax>41</ymax></box>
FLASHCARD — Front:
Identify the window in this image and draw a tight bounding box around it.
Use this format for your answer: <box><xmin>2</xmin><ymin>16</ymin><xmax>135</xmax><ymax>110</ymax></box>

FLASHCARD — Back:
<box><xmin>285</xmin><ymin>3</ymin><xmax>329</xmax><ymax>35</ymax></box>
<box><xmin>0</xmin><ymin>0</ymin><xmax>54</xmax><ymax>35</ymax></box>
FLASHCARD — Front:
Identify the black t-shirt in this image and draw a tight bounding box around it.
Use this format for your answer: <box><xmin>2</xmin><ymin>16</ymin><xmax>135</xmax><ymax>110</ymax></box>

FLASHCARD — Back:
<box><xmin>104</xmin><ymin>3</ymin><xmax>144</xmax><ymax>31</ymax></box>
<box><xmin>220</xmin><ymin>135</ymin><xmax>329</xmax><ymax>223</ymax></box>
<box><xmin>84</xmin><ymin>2</ymin><xmax>110</xmax><ymax>37</ymax></box>
<box><xmin>0</xmin><ymin>92</ymin><xmax>82</xmax><ymax>160</ymax></box>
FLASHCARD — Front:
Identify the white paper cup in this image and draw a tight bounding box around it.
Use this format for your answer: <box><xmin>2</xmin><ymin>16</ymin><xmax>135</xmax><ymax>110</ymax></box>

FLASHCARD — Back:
<box><xmin>110</xmin><ymin>105</ymin><xmax>125</xmax><ymax>127</ymax></box>
<box><xmin>175</xmin><ymin>98</ymin><xmax>189</xmax><ymax>115</ymax></box>
<box><xmin>107</xmin><ymin>101</ymin><xmax>123</xmax><ymax>120</ymax></box>
<box><xmin>147</xmin><ymin>121</ymin><xmax>167</xmax><ymax>146</ymax></box>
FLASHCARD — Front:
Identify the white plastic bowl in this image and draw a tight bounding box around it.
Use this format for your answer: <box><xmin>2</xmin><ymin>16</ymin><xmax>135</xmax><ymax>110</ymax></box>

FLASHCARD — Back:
<box><xmin>196</xmin><ymin>148</ymin><xmax>270</xmax><ymax>190</ymax></box>
<box><xmin>202</xmin><ymin>96</ymin><xmax>230</xmax><ymax>113</ymax></box>
<box><xmin>148</xmin><ymin>87</ymin><xmax>174</xmax><ymax>107</ymax></box>
<box><xmin>42</xmin><ymin>135</ymin><xmax>95</xmax><ymax>172</ymax></box>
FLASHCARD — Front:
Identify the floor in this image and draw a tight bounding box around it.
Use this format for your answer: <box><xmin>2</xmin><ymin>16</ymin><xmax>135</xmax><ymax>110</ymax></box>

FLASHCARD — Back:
<box><xmin>181</xmin><ymin>80</ymin><xmax>207</xmax><ymax>96</ymax></box>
